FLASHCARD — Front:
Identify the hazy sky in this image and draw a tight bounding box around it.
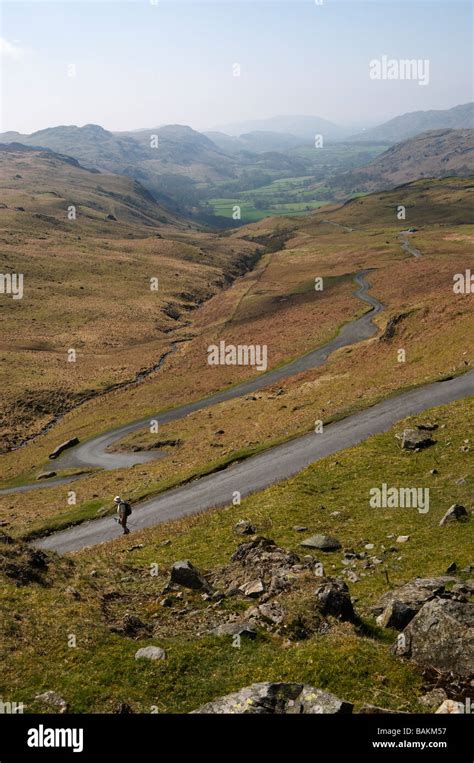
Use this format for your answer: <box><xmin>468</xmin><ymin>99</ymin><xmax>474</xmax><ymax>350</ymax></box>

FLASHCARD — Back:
<box><xmin>0</xmin><ymin>0</ymin><xmax>472</xmax><ymax>134</ymax></box>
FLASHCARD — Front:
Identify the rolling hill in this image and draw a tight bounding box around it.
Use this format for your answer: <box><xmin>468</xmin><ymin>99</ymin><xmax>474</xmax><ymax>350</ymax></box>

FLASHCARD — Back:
<box><xmin>0</xmin><ymin>124</ymin><xmax>237</xmax><ymax>211</ymax></box>
<box><xmin>351</xmin><ymin>102</ymin><xmax>474</xmax><ymax>144</ymax></box>
<box><xmin>0</xmin><ymin>144</ymin><xmax>257</xmax><ymax>448</ymax></box>
<box><xmin>329</xmin><ymin>128</ymin><xmax>474</xmax><ymax>194</ymax></box>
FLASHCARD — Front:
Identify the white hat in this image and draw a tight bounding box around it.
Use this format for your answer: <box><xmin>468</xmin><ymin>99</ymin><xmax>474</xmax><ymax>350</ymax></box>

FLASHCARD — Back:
<box><xmin>114</xmin><ymin>496</ymin><xmax>121</xmax><ymax>503</ymax></box>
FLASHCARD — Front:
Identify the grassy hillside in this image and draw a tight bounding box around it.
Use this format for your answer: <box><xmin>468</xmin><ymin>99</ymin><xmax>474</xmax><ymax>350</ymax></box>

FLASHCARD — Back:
<box><xmin>0</xmin><ymin>397</ymin><xmax>471</xmax><ymax>713</ymax></box>
<box><xmin>330</xmin><ymin>129</ymin><xmax>474</xmax><ymax>194</ymax></box>
<box><xmin>1</xmin><ymin>177</ymin><xmax>472</xmax><ymax>551</ymax></box>
<box><xmin>0</xmin><ymin>145</ymin><xmax>258</xmax><ymax>449</ymax></box>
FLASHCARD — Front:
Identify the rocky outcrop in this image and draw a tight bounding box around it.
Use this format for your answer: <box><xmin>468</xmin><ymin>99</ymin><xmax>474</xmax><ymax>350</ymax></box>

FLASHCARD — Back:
<box><xmin>191</xmin><ymin>683</ymin><xmax>353</xmax><ymax>714</ymax></box>
<box><xmin>393</xmin><ymin>599</ymin><xmax>474</xmax><ymax>677</ymax></box>
<box><xmin>373</xmin><ymin>577</ymin><xmax>462</xmax><ymax>630</ymax></box>
<box><xmin>209</xmin><ymin>537</ymin><xmax>306</xmax><ymax>600</ymax></box>
<box><xmin>372</xmin><ymin>575</ymin><xmax>473</xmax><ymax>631</ymax></box>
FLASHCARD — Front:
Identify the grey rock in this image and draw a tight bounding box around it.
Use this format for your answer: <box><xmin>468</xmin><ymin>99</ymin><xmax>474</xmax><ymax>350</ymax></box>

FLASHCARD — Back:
<box><xmin>170</xmin><ymin>560</ymin><xmax>210</xmax><ymax>591</ymax></box>
<box><xmin>439</xmin><ymin>504</ymin><xmax>468</xmax><ymax>526</ymax></box>
<box><xmin>247</xmin><ymin>600</ymin><xmax>286</xmax><ymax>627</ymax></box>
<box><xmin>239</xmin><ymin>579</ymin><xmax>264</xmax><ymax>598</ymax></box>
<box><xmin>315</xmin><ymin>578</ymin><xmax>356</xmax><ymax>622</ymax></box>
<box><xmin>35</xmin><ymin>691</ymin><xmax>68</xmax><ymax>713</ymax></box>
<box><xmin>134</xmin><ymin>646</ymin><xmax>166</xmax><ymax>661</ymax></box>
<box><xmin>376</xmin><ymin>600</ymin><xmax>416</xmax><ymax>630</ymax></box>
<box><xmin>191</xmin><ymin>682</ymin><xmax>353</xmax><ymax>714</ymax></box>
<box><xmin>393</xmin><ymin>599</ymin><xmax>474</xmax><ymax>676</ymax></box>
<box><xmin>373</xmin><ymin>577</ymin><xmax>454</xmax><ymax>624</ymax></box>
<box><xmin>300</xmin><ymin>534</ymin><xmax>341</xmax><ymax>551</ymax></box>
<box><xmin>234</xmin><ymin>520</ymin><xmax>256</xmax><ymax>536</ymax></box>
<box><xmin>398</xmin><ymin>428</ymin><xmax>434</xmax><ymax>450</ymax></box>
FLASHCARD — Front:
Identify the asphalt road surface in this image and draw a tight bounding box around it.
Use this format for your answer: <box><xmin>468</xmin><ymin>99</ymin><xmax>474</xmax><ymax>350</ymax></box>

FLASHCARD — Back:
<box><xmin>35</xmin><ymin>369</ymin><xmax>474</xmax><ymax>554</ymax></box>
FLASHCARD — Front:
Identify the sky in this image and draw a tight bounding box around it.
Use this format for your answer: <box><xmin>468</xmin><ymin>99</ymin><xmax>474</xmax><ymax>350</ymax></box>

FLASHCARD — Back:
<box><xmin>0</xmin><ymin>0</ymin><xmax>472</xmax><ymax>134</ymax></box>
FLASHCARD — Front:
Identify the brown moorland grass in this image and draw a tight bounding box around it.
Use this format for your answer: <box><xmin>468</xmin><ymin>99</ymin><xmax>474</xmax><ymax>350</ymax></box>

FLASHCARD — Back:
<box><xmin>0</xmin><ymin>148</ymin><xmax>258</xmax><ymax>448</ymax></box>
<box><xmin>1</xmin><ymin>178</ymin><xmax>472</xmax><ymax>538</ymax></box>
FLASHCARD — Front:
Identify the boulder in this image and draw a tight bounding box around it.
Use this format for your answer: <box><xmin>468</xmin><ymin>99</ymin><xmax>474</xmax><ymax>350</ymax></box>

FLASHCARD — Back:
<box><xmin>398</xmin><ymin>428</ymin><xmax>434</xmax><ymax>450</ymax></box>
<box><xmin>439</xmin><ymin>504</ymin><xmax>468</xmax><ymax>526</ymax></box>
<box><xmin>300</xmin><ymin>534</ymin><xmax>341</xmax><ymax>551</ymax></box>
<box><xmin>170</xmin><ymin>560</ymin><xmax>210</xmax><ymax>591</ymax></box>
<box><xmin>134</xmin><ymin>646</ymin><xmax>166</xmax><ymax>661</ymax></box>
<box><xmin>191</xmin><ymin>682</ymin><xmax>353</xmax><ymax>714</ymax></box>
<box><xmin>392</xmin><ymin>599</ymin><xmax>474</xmax><ymax>677</ymax></box>
<box><xmin>376</xmin><ymin>600</ymin><xmax>416</xmax><ymax>630</ymax></box>
<box><xmin>48</xmin><ymin>437</ymin><xmax>79</xmax><ymax>459</ymax></box>
<box><xmin>35</xmin><ymin>691</ymin><xmax>68</xmax><ymax>713</ymax></box>
<box><xmin>314</xmin><ymin>578</ymin><xmax>356</xmax><ymax>622</ymax></box>
<box><xmin>234</xmin><ymin>520</ymin><xmax>256</xmax><ymax>536</ymax></box>
<box><xmin>372</xmin><ymin>577</ymin><xmax>453</xmax><ymax>626</ymax></box>
<box><xmin>239</xmin><ymin>579</ymin><xmax>264</xmax><ymax>598</ymax></box>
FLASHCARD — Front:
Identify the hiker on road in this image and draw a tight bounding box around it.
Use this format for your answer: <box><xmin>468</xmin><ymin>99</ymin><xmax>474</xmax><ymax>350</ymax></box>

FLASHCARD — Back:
<box><xmin>114</xmin><ymin>496</ymin><xmax>132</xmax><ymax>534</ymax></box>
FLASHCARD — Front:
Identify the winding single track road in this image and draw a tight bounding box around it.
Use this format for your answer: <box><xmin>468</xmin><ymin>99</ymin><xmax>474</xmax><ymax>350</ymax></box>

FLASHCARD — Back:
<box><xmin>35</xmin><ymin>369</ymin><xmax>474</xmax><ymax>554</ymax></box>
<box><xmin>2</xmin><ymin>269</ymin><xmax>382</xmax><ymax>495</ymax></box>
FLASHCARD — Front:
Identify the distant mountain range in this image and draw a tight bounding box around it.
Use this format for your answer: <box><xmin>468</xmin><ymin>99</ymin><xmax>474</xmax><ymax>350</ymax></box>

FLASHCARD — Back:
<box><xmin>1</xmin><ymin>104</ymin><xmax>472</xmax><ymax>217</ymax></box>
<box><xmin>209</xmin><ymin>114</ymin><xmax>350</xmax><ymax>141</ymax></box>
<box><xmin>210</xmin><ymin>104</ymin><xmax>474</xmax><ymax>145</ymax></box>
<box><xmin>350</xmin><ymin>103</ymin><xmax>474</xmax><ymax>143</ymax></box>
<box><xmin>204</xmin><ymin>130</ymin><xmax>306</xmax><ymax>154</ymax></box>
<box><xmin>329</xmin><ymin>128</ymin><xmax>474</xmax><ymax>193</ymax></box>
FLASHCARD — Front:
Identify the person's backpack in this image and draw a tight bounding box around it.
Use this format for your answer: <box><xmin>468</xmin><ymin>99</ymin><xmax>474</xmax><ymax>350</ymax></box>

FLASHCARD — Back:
<box><xmin>119</xmin><ymin>501</ymin><xmax>132</xmax><ymax>517</ymax></box>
